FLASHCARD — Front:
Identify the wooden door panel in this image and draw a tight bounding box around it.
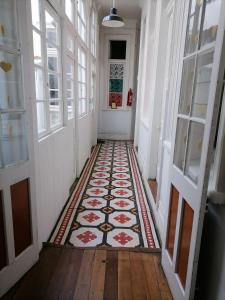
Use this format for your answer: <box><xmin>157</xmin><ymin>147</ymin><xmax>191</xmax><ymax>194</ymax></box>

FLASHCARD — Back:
<box><xmin>11</xmin><ymin>179</ymin><xmax>32</xmax><ymax>257</ymax></box>
<box><xmin>176</xmin><ymin>200</ymin><xmax>194</xmax><ymax>288</ymax></box>
<box><xmin>166</xmin><ymin>185</ymin><xmax>179</xmax><ymax>259</ymax></box>
<box><xmin>0</xmin><ymin>191</ymin><xmax>7</xmax><ymax>270</ymax></box>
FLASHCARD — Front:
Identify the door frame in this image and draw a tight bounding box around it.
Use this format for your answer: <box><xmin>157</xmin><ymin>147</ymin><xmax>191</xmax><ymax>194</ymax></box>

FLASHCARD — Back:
<box><xmin>161</xmin><ymin>0</ymin><xmax>225</xmax><ymax>299</ymax></box>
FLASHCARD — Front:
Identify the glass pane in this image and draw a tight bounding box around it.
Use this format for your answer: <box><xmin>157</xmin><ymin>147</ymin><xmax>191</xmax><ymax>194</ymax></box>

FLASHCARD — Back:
<box><xmin>45</xmin><ymin>10</ymin><xmax>58</xmax><ymax>45</ymax></box>
<box><xmin>36</xmin><ymin>102</ymin><xmax>47</xmax><ymax>134</ymax></box>
<box><xmin>192</xmin><ymin>51</ymin><xmax>214</xmax><ymax>119</ymax></box>
<box><xmin>110</xmin><ymin>41</ymin><xmax>127</xmax><ymax>59</ymax></box>
<box><xmin>174</xmin><ymin>118</ymin><xmax>189</xmax><ymax>171</ymax></box>
<box><xmin>49</xmin><ymin>101</ymin><xmax>61</xmax><ymax>127</ymax></box>
<box><xmin>78</xmin><ymin>0</ymin><xmax>85</xmax><ymax>22</ymax></box>
<box><xmin>0</xmin><ymin>113</ymin><xmax>28</xmax><ymax>167</ymax></box>
<box><xmin>184</xmin><ymin>0</ymin><xmax>203</xmax><ymax>55</ymax></box>
<box><xmin>35</xmin><ymin>68</ymin><xmax>44</xmax><ymax>100</ymax></box>
<box><xmin>65</xmin><ymin>0</ymin><xmax>73</xmax><ymax>22</ymax></box>
<box><xmin>67</xmin><ymin>100</ymin><xmax>73</xmax><ymax>119</ymax></box>
<box><xmin>178</xmin><ymin>57</ymin><xmax>195</xmax><ymax>115</ymax></box>
<box><xmin>47</xmin><ymin>47</ymin><xmax>58</xmax><ymax>72</ymax></box>
<box><xmin>31</xmin><ymin>0</ymin><xmax>41</xmax><ymax>30</ymax></box>
<box><xmin>200</xmin><ymin>0</ymin><xmax>221</xmax><ymax>49</ymax></box>
<box><xmin>49</xmin><ymin>74</ymin><xmax>59</xmax><ymax>90</ymax></box>
<box><xmin>78</xmin><ymin>83</ymin><xmax>86</xmax><ymax>98</ymax></box>
<box><xmin>0</xmin><ymin>0</ymin><xmax>17</xmax><ymax>48</ymax></box>
<box><xmin>67</xmin><ymin>33</ymin><xmax>74</xmax><ymax>53</ymax></box>
<box><xmin>66</xmin><ymin>80</ymin><xmax>73</xmax><ymax>98</ymax></box>
<box><xmin>33</xmin><ymin>31</ymin><xmax>42</xmax><ymax>66</ymax></box>
<box><xmin>0</xmin><ymin>51</ymin><xmax>23</xmax><ymax>110</ymax></box>
<box><xmin>185</xmin><ymin>122</ymin><xmax>204</xmax><ymax>184</ymax></box>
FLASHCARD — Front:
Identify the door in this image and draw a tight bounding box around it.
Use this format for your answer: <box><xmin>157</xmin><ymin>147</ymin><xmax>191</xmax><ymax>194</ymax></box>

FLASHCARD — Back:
<box><xmin>0</xmin><ymin>0</ymin><xmax>39</xmax><ymax>296</ymax></box>
<box><xmin>162</xmin><ymin>0</ymin><xmax>225</xmax><ymax>299</ymax></box>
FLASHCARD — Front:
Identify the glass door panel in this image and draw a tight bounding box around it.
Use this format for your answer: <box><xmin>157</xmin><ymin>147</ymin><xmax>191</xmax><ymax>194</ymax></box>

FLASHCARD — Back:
<box><xmin>0</xmin><ymin>51</ymin><xmax>23</xmax><ymax>110</ymax></box>
<box><xmin>184</xmin><ymin>122</ymin><xmax>204</xmax><ymax>184</ymax></box>
<box><xmin>0</xmin><ymin>0</ymin><xmax>18</xmax><ymax>48</ymax></box>
<box><xmin>200</xmin><ymin>0</ymin><xmax>221</xmax><ymax>49</ymax></box>
<box><xmin>178</xmin><ymin>57</ymin><xmax>195</xmax><ymax>115</ymax></box>
<box><xmin>174</xmin><ymin>118</ymin><xmax>189</xmax><ymax>171</ymax></box>
<box><xmin>191</xmin><ymin>51</ymin><xmax>214</xmax><ymax>119</ymax></box>
<box><xmin>0</xmin><ymin>112</ymin><xmax>28</xmax><ymax>167</ymax></box>
<box><xmin>184</xmin><ymin>0</ymin><xmax>203</xmax><ymax>55</ymax></box>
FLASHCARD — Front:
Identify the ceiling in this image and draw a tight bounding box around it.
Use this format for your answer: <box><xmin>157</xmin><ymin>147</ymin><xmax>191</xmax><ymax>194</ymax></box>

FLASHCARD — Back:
<box><xmin>97</xmin><ymin>0</ymin><xmax>142</xmax><ymax>19</ymax></box>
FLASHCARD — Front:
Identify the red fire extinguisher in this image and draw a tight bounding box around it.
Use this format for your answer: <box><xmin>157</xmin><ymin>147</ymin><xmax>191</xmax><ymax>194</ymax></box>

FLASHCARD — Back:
<box><xmin>127</xmin><ymin>88</ymin><xmax>133</xmax><ymax>106</ymax></box>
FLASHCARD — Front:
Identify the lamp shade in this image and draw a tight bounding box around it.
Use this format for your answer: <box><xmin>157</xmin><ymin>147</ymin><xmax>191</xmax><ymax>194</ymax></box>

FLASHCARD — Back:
<box><xmin>102</xmin><ymin>8</ymin><xmax>124</xmax><ymax>27</ymax></box>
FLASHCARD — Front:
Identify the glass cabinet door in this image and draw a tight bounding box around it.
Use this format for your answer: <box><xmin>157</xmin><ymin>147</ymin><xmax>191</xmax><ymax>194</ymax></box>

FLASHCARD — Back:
<box><xmin>0</xmin><ymin>0</ymin><xmax>28</xmax><ymax>168</ymax></box>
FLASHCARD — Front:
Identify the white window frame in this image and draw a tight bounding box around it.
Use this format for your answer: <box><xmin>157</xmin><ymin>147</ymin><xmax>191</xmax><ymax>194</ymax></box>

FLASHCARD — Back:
<box><xmin>32</xmin><ymin>0</ymin><xmax>63</xmax><ymax>138</ymax></box>
<box><xmin>77</xmin><ymin>0</ymin><xmax>87</xmax><ymax>43</ymax></box>
<box><xmin>91</xmin><ymin>8</ymin><xmax>97</xmax><ymax>57</ymax></box>
<box><xmin>77</xmin><ymin>46</ymin><xmax>87</xmax><ymax>118</ymax></box>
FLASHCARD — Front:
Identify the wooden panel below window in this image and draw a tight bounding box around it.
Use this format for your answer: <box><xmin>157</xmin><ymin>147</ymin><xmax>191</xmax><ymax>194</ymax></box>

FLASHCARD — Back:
<box><xmin>11</xmin><ymin>179</ymin><xmax>32</xmax><ymax>257</ymax></box>
<box><xmin>166</xmin><ymin>185</ymin><xmax>179</xmax><ymax>259</ymax></box>
<box><xmin>0</xmin><ymin>191</ymin><xmax>8</xmax><ymax>270</ymax></box>
<box><xmin>176</xmin><ymin>200</ymin><xmax>194</xmax><ymax>288</ymax></box>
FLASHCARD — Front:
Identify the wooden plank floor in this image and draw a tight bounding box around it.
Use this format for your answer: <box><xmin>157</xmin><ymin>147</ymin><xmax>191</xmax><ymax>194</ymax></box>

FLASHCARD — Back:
<box><xmin>3</xmin><ymin>245</ymin><xmax>172</xmax><ymax>300</ymax></box>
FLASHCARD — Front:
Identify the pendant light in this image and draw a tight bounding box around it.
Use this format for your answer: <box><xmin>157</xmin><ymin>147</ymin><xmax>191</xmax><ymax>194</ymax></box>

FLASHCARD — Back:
<box><xmin>102</xmin><ymin>0</ymin><xmax>125</xmax><ymax>28</ymax></box>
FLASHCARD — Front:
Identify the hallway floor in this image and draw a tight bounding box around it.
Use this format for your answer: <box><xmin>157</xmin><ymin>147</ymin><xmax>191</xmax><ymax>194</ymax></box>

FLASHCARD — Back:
<box><xmin>3</xmin><ymin>245</ymin><xmax>172</xmax><ymax>300</ymax></box>
<box><xmin>50</xmin><ymin>141</ymin><xmax>159</xmax><ymax>248</ymax></box>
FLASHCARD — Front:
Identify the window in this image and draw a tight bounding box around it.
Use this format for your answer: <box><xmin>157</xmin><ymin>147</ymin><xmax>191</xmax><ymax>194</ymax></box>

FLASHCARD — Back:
<box><xmin>66</xmin><ymin>30</ymin><xmax>75</xmax><ymax>119</ymax></box>
<box><xmin>78</xmin><ymin>47</ymin><xmax>87</xmax><ymax>117</ymax></box>
<box><xmin>77</xmin><ymin>0</ymin><xmax>86</xmax><ymax>42</ymax></box>
<box><xmin>65</xmin><ymin>0</ymin><xmax>74</xmax><ymax>23</ymax></box>
<box><xmin>109</xmin><ymin>40</ymin><xmax>127</xmax><ymax>59</ymax></box>
<box><xmin>91</xmin><ymin>9</ymin><xmax>97</xmax><ymax>56</ymax></box>
<box><xmin>31</xmin><ymin>1</ymin><xmax>62</xmax><ymax>136</ymax></box>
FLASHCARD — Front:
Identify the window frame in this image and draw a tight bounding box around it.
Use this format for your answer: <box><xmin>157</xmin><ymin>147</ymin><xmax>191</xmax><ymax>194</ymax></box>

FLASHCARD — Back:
<box><xmin>77</xmin><ymin>45</ymin><xmax>87</xmax><ymax>118</ymax></box>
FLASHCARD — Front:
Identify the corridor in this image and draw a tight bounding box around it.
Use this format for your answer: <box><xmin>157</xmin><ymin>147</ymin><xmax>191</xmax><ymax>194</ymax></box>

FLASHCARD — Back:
<box><xmin>1</xmin><ymin>0</ymin><xmax>225</xmax><ymax>299</ymax></box>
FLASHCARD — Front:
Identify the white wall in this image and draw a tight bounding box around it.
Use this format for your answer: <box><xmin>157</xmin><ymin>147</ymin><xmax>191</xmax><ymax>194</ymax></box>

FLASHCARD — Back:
<box><xmin>98</xmin><ymin>19</ymin><xmax>139</xmax><ymax>140</ymax></box>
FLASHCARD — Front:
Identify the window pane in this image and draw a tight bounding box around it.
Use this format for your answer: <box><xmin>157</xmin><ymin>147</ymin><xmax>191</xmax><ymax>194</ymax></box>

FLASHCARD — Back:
<box><xmin>49</xmin><ymin>101</ymin><xmax>61</xmax><ymax>127</ymax></box>
<box><xmin>65</xmin><ymin>0</ymin><xmax>73</xmax><ymax>22</ymax></box>
<box><xmin>66</xmin><ymin>80</ymin><xmax>72</xmax><ymax>98</ymax></box>
<box><xmin>0</xmin><ymin>51</ymin><xmax>23</xmax><ymax>109</ymax></box>
<box><xmin>67</xmin><ymin>100</ymin><xmax>73</xmax><ymax>119</ymax></box>
<box><xmin>36</xmin><ymin>101</ymin><xmax>47</xmax><ymax>134</ymax></box>
<box><xmin>0</xmin><ymin>0</ymin><xmax>17</xmax><ymax>48</ymax></box>
<box><xmin>184</xmin><ymin>0</ymin><xmax>202</xmax><ymax>55</ymax></box>
<box><xmin>200</xmin><ymin>0</ymin><xmax>221</xmax><ymax>49</ymax></box>
<box><xmin>78</xmin><ymin>0</ymin><xmax>85</xmax><ymax>22</ymax></box>
<box><xmin>31</xmin><ymin>0</ymin><xmax>41</xmax><ymax>29</ymax></box>
<box><xmin>174</xmin><ymin>118</ymin><xmax>189</xmax><ymax>172</ymax></box>
<box><xmin>45</xmin><ymin>10</ymin><xmax>58</xmax><ymax>45</ymax></box>
<box><xmin>33</xmin><ymin>31</ymin><xmax>42</xmax><ymax>66</ymax></box>
<box><xmin>184</xmin><ymin>122</ymin><xmax>204</xmax><ymax>184</ymax></box>
<box><xmin>0</xmin><ymin>112</ymin><xmax>28</xmax><ymax>167</ymax></box>
<box><xmin>67</xmin><ymin>33</ymin><xmax>74</xmax><ymax>53</ymax></box>
<box><xmin>47</xmin><ymin>46</ymin><xmax>58</xmax><ymax>72</ymax></box>
<box><xmin>109</xmin><ymin>41</ymin><xmax>127</xmax><ymax>59</ymax></box>
<box><xmin>178</xmin><ymin>57</ymin><xmax>195</xmax><ymax>115</ymax></box>
<box><xmin>49</xmin><ymin>74</ymin><xmax>59</xmax><ymax>90</ymax></box>
<box><xmin>191</xmin><ymin>51</ymin><xmax>214</xmax><ymax>119</ymax></box>
<box><xmin>35</xmin><ymin>68</ymin><xmax>44</xmax><ymax>100</ymax></box>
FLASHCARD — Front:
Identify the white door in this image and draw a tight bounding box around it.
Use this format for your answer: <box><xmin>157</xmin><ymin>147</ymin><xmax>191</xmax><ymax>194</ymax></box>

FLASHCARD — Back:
<box><xmin>0</xmin><ymin>0</ymin><xmax>39</xmax><ymax>296</ymax></box>
<box><xmin>162</xmin><ymin>0</ymin><xmax>225</xmax><ymax>299</ymax></box>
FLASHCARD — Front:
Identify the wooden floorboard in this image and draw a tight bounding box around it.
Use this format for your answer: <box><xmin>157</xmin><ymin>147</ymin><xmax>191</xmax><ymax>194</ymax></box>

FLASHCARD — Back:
<box><xmin>2</xmin><ymin>246</ymin><xmax>172</xmax><ymax>300</ymax></box>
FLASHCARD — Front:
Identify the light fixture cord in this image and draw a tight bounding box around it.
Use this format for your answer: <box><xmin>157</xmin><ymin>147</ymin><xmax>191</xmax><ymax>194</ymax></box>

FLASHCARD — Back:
<box><xmin>113</xmin><ymin>0</ymin><xmax>115</xmax><ymax>8</ymax></box>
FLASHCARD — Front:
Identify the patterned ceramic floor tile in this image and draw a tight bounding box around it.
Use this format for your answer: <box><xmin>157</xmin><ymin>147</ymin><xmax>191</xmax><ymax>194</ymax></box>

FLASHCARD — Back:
<box><xmin>50</xmin><ymin>141</ymin><xmax>160</xmax><ymax>248</ymax></box>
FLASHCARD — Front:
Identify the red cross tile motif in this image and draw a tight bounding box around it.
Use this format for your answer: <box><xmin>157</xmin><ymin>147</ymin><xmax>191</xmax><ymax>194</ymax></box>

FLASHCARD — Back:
<box><xmin>77</xmin><ymin>231</ymin><xmax>97</xmax><ymax>244</ymax></box>
<box><xmin>115</xmin><ymin>189</ymin><xmax>128</xmax><ymax>196</ymax></box>
<box><xmin>113</xmin><ymin>232</ymin><xmax>133</xmax><ymax>245</ymax></box>
<box><xmin>93</xmin><ymin>180</ymin><xmax>106</xmax><ymax>186</ymax></box>
<box><xmin>115</xmin><ymin>200</ymin><xmax>129</xmax><ymax>208</ymax></box>
<box><xmin>83</xmin><ymin>212</ymin><xmax>100</xmax><ymax>223</ymax></box>
<box><xmin>114</xmin><ymin>214</ymin><xmax>131</xmax><ymax>224</ymax></box>
<box><xmin>87</xmin><ymin>199</ymin><xmax>102</xmax><ymax>207</ymax></box>
<box><xmin>116</xmin><ymin>181</ymin><xmax>128</xmax><ymax>186</ymax></box>
<box><xmin>92</xmin><ymin>189</ymin><xmax>104</xmax><ymax>195</ymax></box>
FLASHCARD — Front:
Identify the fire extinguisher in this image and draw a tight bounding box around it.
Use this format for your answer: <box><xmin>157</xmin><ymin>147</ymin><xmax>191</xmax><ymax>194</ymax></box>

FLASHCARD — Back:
<box><xmin>127</xmin><ymin>88</ymin><xmax>133</xmax><ymax>106</ymax></box>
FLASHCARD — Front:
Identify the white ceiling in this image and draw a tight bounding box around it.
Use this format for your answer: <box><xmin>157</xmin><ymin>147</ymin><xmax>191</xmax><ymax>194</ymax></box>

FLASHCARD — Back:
<box><xmin>97</xmin><ymin>0</ymin><xmax>142</xmax><ymax>19</ymax></box>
